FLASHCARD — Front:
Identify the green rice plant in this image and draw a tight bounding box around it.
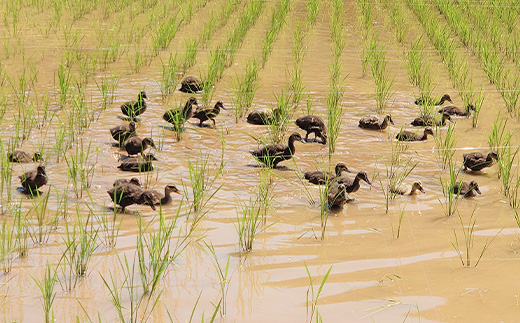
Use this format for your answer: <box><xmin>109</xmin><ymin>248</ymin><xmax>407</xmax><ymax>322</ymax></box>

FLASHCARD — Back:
<box><xmin>100</xmin><ymin>254</ymin><xmax>162</xmax><ymax>323</ymax></box>
<box><xmin>327</xmin><ymin>58</ymin><xmax>344</xmax><ymax>156</ymax></box>
<box><xmin>267</xmin><ymin>89</ymin><xmax>294</xmax><ymax>144</ymax></box>
<box><xmin>185</xmin><ymin>152</ymin><xmax>224</xmax><ymax>227</ymax></box>
<box><xmin>232</xmin><ymin>59</ymin><xmax>259</xmax><ymax>122</ymax></box>
<box><xmin>64</xmin><ymin>141</ymin><xmax>97</xmax><ymax>199</ymax></box>
<box><xmin>159</xmin><ymin>53</ymin><xmax>179</xmax><ymax>99</ymax></box>
<box><xmin>236</xmin><ymin>197</ymin><xmax>262</xmax><ymax>252</ymax></box>
<box><xmin>318</xmin><ymin>173</ymin><xmax>333</xmax><ymax>240</ymax></box>
<box><xmin>406</xmin><ymin>38</ymin><xmax>424</xmax><ymax>86</ymax></box>
<box><xmin>205</xmin><ymin>242</ymin><xmax>231</xmax><ymax>317</ymax></box>
<box><xmin>0</xmin><ymin>144</ymin><xmax>13</xmax><ymax>209</ymax></box>
<box><xmin>182</xmin><ymin>38</ymin><xmax>199</xmax><ymax>72</ymax></box>
<box><xmin>389</xmin><ymin>1</ymin><xmax>406</xmax><ymax>42</ymax></box>
<box><xmin>305</xmin><ymin>263</ymin><xmax>332</xmax><ymax>323</ymax></box>
<box><xmin>57</xmin><ymin>64</ymin><xmax>72</xmax><ymax>108</ymax></box>
<box><xmin>361</xmin><ymin>37</ymin><xmax>375</xmax><ymax>77</ymax></box>
<box><xmin>496</xmin><ymin>134</ymin><xmax>519</xmax><ymax>200</ymax></box>
<box><xmin>151</xmin><ymin>13</ymin><xmax>180</xmax><ymax>54</ymax></box>
<box><xmin>369</xmin><ymin>41</ymin><xmax>393</xmax><ymax>112</ymax></box>
<box><xmin>261</xmin><ymin>0</ymin><xmax>291</xmax><ymax>67</ymax></box>
<box><xmin>439</xmin><ymin>162</ymin><xmax>462</xmax><ymax>217</ymax></box>
<box><xmin>8</xmin><ymin>199</ymin><xmax>28</xmax><ymax>258</ymax></box>
<box><xmin>394</xmin><ymin>205</ymin><xmax>406</xmax><ymax>239</ymax></box>
<box><xmin>499</xmin><ymin>70</ymin><xmax>520</xmax><ymax>118</ymax></box>
<box><xmin>434</xmin><ymin>124</ymin><xmax>456</xmax><ymax>170</ymax></box>
<box><xmin>59</xmin><ymin>206</ymin><xmax>99</xmax><ymax>291</ymax></box>
<box><xmin>471</xmin><ymin>88</ymin><xmax>484</xmax><ymax>128</ymax></box>
<box><xmin>256</xmin><ymin>169</ymin><xmax>275</xmax><ymax>220</ymax></box>
<box><xmin>28</xmin><ymin>187</ymin><xmax>54</xmax><ymax>245</ymax></box>
<box><xmin>0</xmin><ymin>221</ymin><xmax>15</xmax><ymax>274</ymax></box>
<box><xmin>33</xmin><ymin>263</ymin><xmax>58</xmax><ymax>323</ymax></box>
<box><xmin>290</xmin><ymin>24</ymin><xmax>306</xmax><ymax>108</ymax></box>
<box><xmin>487</xmin><ymin>113</ymin><xmax>508</xmax><ymax>152</ymax></box>
<box><xmin>306</xmin><ymin>0</ymin><xmax>319</xmax><ymax>26</ymax></box>
<box><xmin>450</xmin><ymin>208</ymin><xmax>501</xmax><ymax>267</ymax></box>
<box><xmin>357</xmin><ymin>0</ymin><xmax>372</xmax><ymax>34</ymax></box>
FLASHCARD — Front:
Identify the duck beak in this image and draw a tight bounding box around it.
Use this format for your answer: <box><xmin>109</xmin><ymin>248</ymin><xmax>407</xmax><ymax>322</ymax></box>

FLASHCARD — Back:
<box><xmin>419</xmin><ymin>187</ymin><xmax>426</xmax><ymax>193</ymax></box>
<box><xmin>174</xmin><ymin>190</ymin><xmax>182</xmax><ymax>195</ymax></box>
<box><xmin>150</xmin><ymin>203</ymin><xmax>156</xmax><ymax>211</ymax></box>
<box><xmin>475</xmin><ymin>187</ymin><xmax>481</xmax><ymax>194</ymax></box>
<box><xmin>365</xmin><ymin>178</ymin><xmax>372</xmax><ymax>186</ymax></box>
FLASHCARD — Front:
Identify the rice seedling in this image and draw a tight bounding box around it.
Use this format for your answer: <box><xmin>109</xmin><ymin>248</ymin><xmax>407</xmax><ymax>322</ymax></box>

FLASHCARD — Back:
<box><xmin>8</xmin><ymin>199</ymin><xmax>28</xmax><ymax>258</ymax></box>
<box><xmin>57</xmin><ymin>64</ymin><xmax>72</xmax><ymax>108</ymax></box>
<box><xmin>185</xmin><ymin>152</ymin><xmax>224</xmax><ymax>227</ymax></box>
<box><xmin>232</xmin><ymin>59</ymin><xmax>259</xmax><ymax>122</ymax></box>
<box><xmin>33</xmin><ymin>263</ymin><xmax>58</xmax><ymax>323</ymax></box>
<box><xmin>261</xmin><ymin>0</ymin><xmax>290</xmax><ymax>67</ymax></box>
<box><xmin>357</xmin><ymin>0</ymin><xmax>372</xmax><ymax>34</ymax></box>
<box><xmin>499</xmin><ymin>70</ymin><xmax>520</xmax><ymax>118</ymax></box>
<box><xmin>496</xmin><ymin>134</ymin><xmax>519</xmax><ymax>200</ymax></box>
<box><xmin>394</xmin><ymin>205</ymin><xmax>406</xmax><ymax>239</ymax></box>
<box><xmin>28</xmin><ymin>187</ymin><xmax>54</xmax><ymax>245</ymax></box>
<box><xmin>306</xmin><ymin>0</ymin><xmax>319</xmax><ymax>26</ymax></box>
<box><xmin>389</xmin><ymin>1</ymin><xmax>406</xmax><ymax>42</ymax></box>
<box><xmin>151</xmin><ymin>13</ymin><xmax>180</xmax><ymax>54</ymax></box>
<box><xmin>434</xmin><ymin>124</ymin><xmax>456</xmax><ymax>170</ymax></box>
<box><xmin>236</xmin><ymin>197</ymin><xmax>262</xmax><ymax>253</ymax></box>
<box><xmin>0</xmin><ymin>221</ymin><xmax>15</xmax><ymax>274</ymax></box>
<box><xmin>450</xmin><ymin>208</ymin><xmax>501</xmax><ymax>267</ymax></box>
<box><xmin>205</xmin><ymin>242</ymin><xmax>231</xmax><ymax>317</ymax></box>
<box><xmin>290</xmin><ymin>24</ymin><xmax>306</xmax><ymax>108</ymax></box>
<box><xmin>406</xmin><ymin>38</ymin><xmax>424</xmax><ymax>86</ymax></box>
<box><xmin>305</xmin><ymin>263</ymin><xmax>332</xmax><ymax>323</ymax></box>
<box><xmin>318</xmin><ymin>174</ymin><xmax>333</xmax><ymax>240</ymax></box>
<box><xmin>487</xmin><ymin>113</ymin><xmax>509</xmax><ymax>152</ymax></box>
<box><xmin>438</xmin><ymin>162</ymin><xmax>462</xmax><ymax>218</ymax></box>
<box><xmin>267</xmin><ymin>89</ymin><xmax>294</xmax><ymax>145</ymax></box>
<box><xmin>327</xmin><ymin>59</ymin><xmax>344</xmax><ymax>156</ymax></box>
<box><xmin>64</xmin><ymin>141</ymin><xmax>97</xmax><ymax>199</ymax></box>
<box><xmin>472</xmin><ymin>88</ymin><xmax>484</xmax><ymax>128</ymax></box>
<box><xmin>182</xmin><ymin>38</ymin><xmax>199</xmax><ymax>72</ymax></box>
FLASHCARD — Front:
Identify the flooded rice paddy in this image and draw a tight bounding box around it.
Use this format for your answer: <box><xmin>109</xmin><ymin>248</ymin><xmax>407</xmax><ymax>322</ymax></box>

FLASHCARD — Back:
<box><xmin>0</xmin><ymin>0</ymin><xmax>520</xmax><ymax>322</ymax></box>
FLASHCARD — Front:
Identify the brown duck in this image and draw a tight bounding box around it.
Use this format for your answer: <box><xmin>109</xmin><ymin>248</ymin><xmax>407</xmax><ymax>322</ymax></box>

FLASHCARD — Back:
<box><xmin>110</xmin><ymin>121</ymin><xmax>137</xmax><ymax>145</ymax></box>
<box><xmin>163</xmin><ymin>97</ymin><xmax>198</xmax><ymax>126</ymax></box>
<box><xmin>118</xmin><ymin>154</ymin><xmax>157</xmax><ymax>172</ymax></box>
<box><xmin>19</xmin><ymin>164</ymin><xmax>48</xmax><ymax>193</ymax></box>
<box><xmin>463</xmin><ymin>152</ymin><xmax>498</xmax><ymax>171</ymax></box>
<box><xmin>179</xmin><ymin>76</ymin><xmax>203</xmax><ymax>93</ymax></box>
<box><xmin>438</xmin><ymin>104</ymin><xmax>475</xmax><ymax>116</ymax></box>
<box><xmin>335</xmin><ymin>171</ymin><xmax>372</xmax><ymax>195</ymax></box>
<box><xmin>107</xmin><ymin>183</ymin><xmax>156</xmax><ymax>212</ymax></box>
<box><xmin>414</xmin><ymin>94</ymin><xmax>453</xmax><ymax>106</ymax></box>
<box><xmin>113</xmin><ymin>177</ymin><xmax>142</xmax><ymax>187</ymax></box>
<box><xmin>250</xmin><ymin>133</ymin><xmax>305</xmax><ymax>168</ymax></box>
<box><xmin>304</xmin><ymin>163</ymin><xmax>351</xmax><ymax>185</ymax></box>
<box><xmin>247</xmin><ymin>108</ymin><xmax>281</xmax><ymax>125</ymax></box>
<box><xmin>295</xmin><ymin>115</ymin><xmax>327</xmax><ymax>144</ymax></box>
<box><xmin>192</xmin><ymin>101</ymin><xmax>226</xmax><ymax>127</ymax></box>
<box><xmin>328</xmin><ymin>182</ymin><xmax>348</xmax><ymax>208</ymax></box>
<box><xmin>391</xmin><ymin>181</ymin><xmax>425</xmax><ymax>195</ymax></box>
<box><xmin>121</xmin><ymin>91</ymin><xmax>148</xmax><ymax>120</ymax></box>
<box><xmin>9</xmin><ymin>150</ymin><xmax>43</xmax><ymax>163</ymax></box>
<box><xmin>411</xmin><ymin>112</ymin><xmax>452</xmax><ymax>127</ymax></box>
<box><xmin>123</xmin><ymin>137</ymin><xmax>156</xmax><ymax>156</ymax></box>
<box><xmin>146</xmin><ymin>184</ymin><xmax>181</xmax><ymax>206</ymax></box>
<box><xmin>396</xmin><ymin>128</ymin><xmax>434</xmax><ymax>141</ymax></box>
<box><xmin>358</xmin><ymin>115</ymin><xmax>394</xmax><ymax>130</ymax></box>
<box><xmin>453</xmin><ymin>181</ymin><xmax>481</xmax><ymax>197</ymax></box>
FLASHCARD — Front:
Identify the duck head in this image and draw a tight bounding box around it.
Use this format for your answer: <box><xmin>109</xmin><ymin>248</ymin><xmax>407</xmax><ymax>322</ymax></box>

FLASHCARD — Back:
<box><xmin>33</xmin><ymin>152</ymin><xmax>44</xmax><ymax>162</ymax></box>
<box><xmin>424</xmin><ymin>127</ymin><xmax>434</xmax><ymax>136</ymax></box>
<box><xmin>469</xmin><ymin>181</ymin><xmax>481</xmax><ymax>194</ymax></box>
<box><xmin>385</xmin><ymin>114</ymin><xmax>394</xmax><ymax>125</ymax></box>
<box><xmin>165</xmin><ymin>184</ymin><xmax>181</xmax><ymax>195</ymax></box>
<box><xmin>412</xmin><ymin>181</ymin><xmax>425</xmax><ymax>193</ymax></box>
<box><xmin>215</xmin><ymin>101</ymin><xmax>226</xmax><ymax>110</ymax></box>
<box><xmin>335</xmin><ymin>163</ymin><xmax>352</xmax><ymax>175</ymax></box>
<box><xmin>357</xmin><ymin>171</ymin><xmax>372</xmax><ymax>186</ymax></box>
<box><xmin>290</xmin><ymin>132</ymin><xmax>305</xmax><ymax>144</ymax></box>
<box><xmin>143</xmin><ymin>138</ymin><xmax>157</xmax><ymax>149</ymax></box>
<box><xmin>139</xmin><ymin>91</ymin><xmax>148</xmax><ymax>100</ymax></box>
<box><xmin>130</xmin><ymin>178</ymin><xmax>142</xmax><ymax>186</ymax></box>
<box><xmin>440</xmin><ymin>94</ymin><xmax>453</xmax><ymax>104</ymax></box>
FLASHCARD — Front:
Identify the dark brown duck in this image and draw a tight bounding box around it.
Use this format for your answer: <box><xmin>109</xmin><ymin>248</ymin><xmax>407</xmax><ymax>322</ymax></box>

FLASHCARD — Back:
<box><xmin>358</xmin><ymin>115</ymin><xmax>394</xmax><ymax>130</ymax></box>
<box><xmin>163</xmin><ymin>97</ymin><xmax>198</xmax><ymax>125</ymax></box>
<box><xmin>463</xmin><ymin>152</ymin><xmax>498</xmax><ymax>171</ymax></box>
<box><xmin>192</xmin><ymin>101</ymin><xmax>226</xmax><ymax>127</ymax></box>
<box><xmin>146</xmin><ymin>184</ymin><xmax>181</xmax><ymax>206</ymax></box>
<box><xmin>295</xmin><ymin>115</ymin><xmax>327</xmax><ymax>144</ymax></box>
<box><xmin>438</xmin><ymin>104</ymin><xmax>475</xmax><ymax>116</ymax></box>
<box><xmin>414</xmin><ymin>94</ymin><xmax>453</xmax><ymax>106</ymax></box>
<box><xmin>250</xmin><ymin>133</ymin><xmax>305</xmax><ymax>168</ymax></box>
<box><xmin>123</xmin><ymin>137</ymin><xmax>156</xmax><ymax>156</ymax></box>
<box><xmin>453</xmin><ymin>181</ymin><xmax>481</xmax><ymax>197</ymax></box>
<box><xmin>304</xmin><ymin>163</ymin><xmax>351</xmax><ymax>185</ymax></box>
<box><xmin>179</xmin><ymin>76</ymin><xmax>203</xmax><ymax>93</ymax></box>
<box><xmin>110</xmin><ymin>121</ymin><xmax>137</xmax><ymax>145</ymax></box>
<box><xmin>411</xmin><ymin>112</ymin><xmax>452</xmax><ymax>127</ymax></box>
<box><xmin>118</xmin><ymin>154</ymin><xmax>157</xmax><ymax>172</ymax></box>
<box><xmin>396</xmin><ymin>128</ymin><xmax>434</xmax><ymax>141</ymax></box>
<box><xmin>107</xmin><ymin>183</ymin><xmax>156</xmax><ymax>212</ymax></box>
<box><xmin>19</xmin><ymin>164</ymin><xmax>48</xmax><ymax>193</ymax></box>
<box><xmin>9</xmin><ymin>150</ymin><xmax>43</xmax><ymax>163</ymax></box>
<box><xmin>247</xmin><ymin>108</ymin><xmax>280</xmax><ymax>125</ymax></box>
<box><xmin>121</xmin><ymin>91</ymin><xmax>148</xmax><ymax>120</ymax></box>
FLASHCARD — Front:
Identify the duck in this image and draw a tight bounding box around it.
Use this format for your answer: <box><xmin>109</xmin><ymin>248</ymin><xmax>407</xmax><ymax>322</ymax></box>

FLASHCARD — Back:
<box><xmin>438</xmin><ymin>104</ymin><xmax>475</xmax><ymax>116</ymax></box>
<box><xmin>462</xmin><ymin>152</ymin><xmax>498</xmax><ymax>171</ymax></box>
<box><xmin>328</xmin><ymin>183</ymin><xmax>348</xmax><ymax>208</ymax></box>
<box><xmin>304</xmin><ymin>163</ymin><xmax>351</xmax><ymax>185</ymax></box>
<box><xmin>146</xmin><ymin>184</ymin><xmax>181</xmax><ymax>206</ymax></box>
<box><xmin>123</xmin><ymin>137</ymin><xmax>156</xmax><ymax>156</ymax></box>
<box><xmin>358</xmin><ymin>114</ymin><xmax>394</xmax><ymax>130</ymax></box>
<box><xmin>110</xmin><ymin>121</ymin><xmax>137</xmax><ymax>145</ymax></box>
<box><xmin>250</xmin><ymin>132</ymin><xmax>305</xmax><ymax>168</ymax></box>
<box><xmin>453</xmin><ymin>181</ymin><xmax>481</xmax><ymax>197</ymax></box>
<box><xmin>107</xmin><ymin>183</ymin><xmax>156</xmax><ymax>212</ymax></box>
<box><xmin>247</xmin><ymin>108</ymin><xmax>281</xmax><ymax>125</ymax></box>
<box><xmin>192</xmin><ymin>101</ymin><xmax>226</xmax><ymax>127</ymax></box>
<box><xmin>179</xmin><ymin>76</ymin><xmax>203</xmax><ymax>93</ymax></box>
<box><xmin>163</xmin><ymin>97</ymin><xmax>198</xmax><ymax>126</ymax></box>
<box><xmin>118</xmin><ymin>154</ymin><xmax>157</xmax><ymax>172</ymax></box>
<box><xmin>391</xmin><ymin>181</ymin><xmax>425</xmax><ymax>195</ymax></box>
<box><xmin>335</xmin><ymin>171</ymin><xmax>372</xmax><ymax>195</ymax></box>
<box><xmin>396</xmin><ymin>127</ymin><xmax>434</xmax><ymax>141</ymax></box>
<box><xmin>19</xmin><ymin>164</ymin><xmax>48</xmax><ymax>193</ymax></box>
<box><xmin>411</xmin><ymin>112</ymin><xmax>452</xmax><ymax>127</ymax></box>
<box><xmin>8</xmin><ymin>150</ymin><xmax>43</xmax><ymax>163</ymax></box>
<box><xmin>414</xmin><ymin>94</ymin><xmax>453</xmax><ymax>106</ymax></box>
<box><xmin>295</xmin><ymin>115</ymin><xmax>327</xmax><ymax>144</ymax></box>
<box><xmin>121</xmin><ymin>91</ymin><xmax>148</xmax><ymax>120</ymax></box>
<box><xmin>113</xmin><ymin>177</ymin><xmax>142</xmax><ymax>187</ymax></box>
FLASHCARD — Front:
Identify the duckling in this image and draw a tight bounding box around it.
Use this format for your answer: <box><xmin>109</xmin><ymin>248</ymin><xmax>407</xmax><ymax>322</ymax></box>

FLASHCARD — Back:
<box><xmin>391</xmin><ymin>181</ymin><xmax>425</xmax><ymax>195</ymax></box>
<box><xmin>19</xmin><ymin>164</ymin><xmax>47</xmax><ymax>193</ymax></box>
<box><xmin>146</xmin><ymin>184</ymin><xmax>181</xmax><ymax>206</ymax></box>
<box><xmin>163</xmin><ymin>97</ymin><xmax>198</xmax><ymax>126</ymax></box>
<box><xmin>295</xmin><ymin>115</ymin><xmax>327</xmax><ymax>144</ymax></box>
<box><xmin>118</xmin><ymin>154</ymin><xmax>157</xmax><ymax>172</ymax></box>
<box><xmin>247</xmin><ymin>108</ymin><xmax>281</xmax><ymax>125</ymax></box>
<box><xmin>192</xmin><ymin>101</ymin><xmax>226</xmax><ymax>127</ymax></box>
<box><xmin>414</xmin><ymin>94</ymin><xmax>453</xmax><ymax>106</ymax></box>
<box><xmin>110</xmin><ymin>121</ymin><xmax>137</xmax><ymax>145</ymax></box>
<box><xmin>453</xmin><ymin>181</ymin><xmax>481</xmax><ymax>197</ymax></box>
<box><xmin>411</xmin><ymin>112</ymin><xmax>452</xmax><ymax>127</ymax></box>
<box><xmin>123</xmin><ymin>137</ymin><xmax>156</xmax><ymax>156</ymax></box>
<box><xmin>113</xmin><ymin>177</ymin><xmax>142</xmax><ymax>187</ymax></box>
<box><xmin>121</xmin><ymin>91</ymin><xmax>148</xmax><ymax>120</ymax></box>
<box><xmin>463</xmin><ymin>152</ymin><xmax>498</xmax><ymax>172</ymax></box>
<box><xmin>8</xmin><ymin>150</ymin><xmax>43</xmax><ymax>163</ymax></box>
<box><xmin>304</xmin><ymin>163</ymin><xmax>351</xmax><ymax>185</ymax></box>
<box><xmin>335</xmin><ymin>171</ymin><xmax>372</xmax><ymax>196</ymax></box>
<box><xmin>179</xmin><ymin>76</ymin><xmax>203</xmax><ymax>93</ymax></box>
<box><xmin>107</xmin><ymin>184</ymin><xmax>156</xmax><ymax>212</ymax></box>
<box><xmin>250</xmin><ymin>133</ymin><xmax>305</xmax><ymax>168</ymax></box>
<box><xmin>438</xmin><ymin>104</ymin><xmax>475</xmax><ymax>116</ymax></box>
<box><xmin>396</xmin><ymin>127</ymin><xmax>434</xmax><ymax>141</ymax></box>
<box><xmin>328</xmin><ymin>183</ymin><xmax>348</xmax><ymax>208</ymax></box>
<box><xmin>358</xmin><ymin>114</ymin><xmax>394</xmax><ymax>130</ymax></box>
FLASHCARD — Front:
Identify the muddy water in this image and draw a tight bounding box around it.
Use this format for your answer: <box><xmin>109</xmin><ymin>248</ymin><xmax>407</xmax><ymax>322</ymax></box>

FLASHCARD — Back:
<box><xmin>0</xmin><ymin>0</ymin><xmax>520</xmax><ymax>322</ymax></box>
